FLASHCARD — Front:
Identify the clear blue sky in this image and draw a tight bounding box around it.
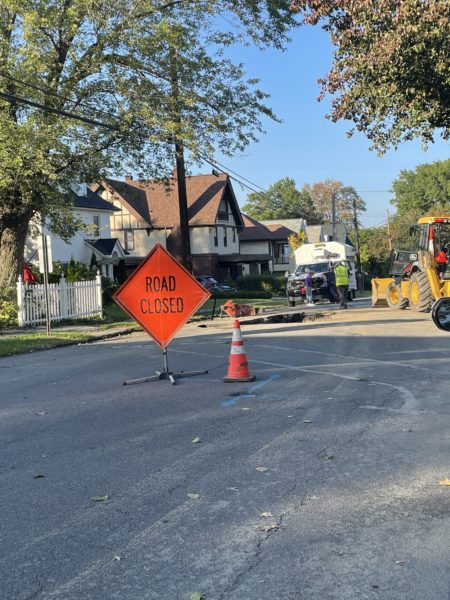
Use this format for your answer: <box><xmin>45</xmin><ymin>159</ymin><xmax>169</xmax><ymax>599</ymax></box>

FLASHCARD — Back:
<box><xmin>193</xmin><ymin>25</ymin><xmax>449</xmax><ymax>228</ymax></box>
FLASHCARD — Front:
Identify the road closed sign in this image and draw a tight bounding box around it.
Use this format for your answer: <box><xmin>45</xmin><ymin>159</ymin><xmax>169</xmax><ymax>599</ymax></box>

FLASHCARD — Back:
<box><xmin>113</xmin><ymin>244</ymin><xmax>211</xmax><ymax>348</ymax></box>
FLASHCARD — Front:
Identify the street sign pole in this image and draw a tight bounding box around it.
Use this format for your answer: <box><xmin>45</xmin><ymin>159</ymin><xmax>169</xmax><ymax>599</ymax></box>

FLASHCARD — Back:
<box><xmin>42</xmin><ymin>232</ymin><xmax>51</xmax><ymax>337</ymax></box>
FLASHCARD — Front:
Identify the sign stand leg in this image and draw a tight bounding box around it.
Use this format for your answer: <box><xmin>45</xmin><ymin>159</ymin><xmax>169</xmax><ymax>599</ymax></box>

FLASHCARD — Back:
<box><xmin>123</xmin><ymin>347</ymin><xmax>208</xmax><ymax>386</ymax></box>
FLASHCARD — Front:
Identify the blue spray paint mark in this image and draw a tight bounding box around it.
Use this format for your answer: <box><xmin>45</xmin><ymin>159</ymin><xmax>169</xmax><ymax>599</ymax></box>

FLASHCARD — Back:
<box><xmin>221</xmin><ymin>374</ymin><xmax>281</xmax><ymax>407</ymax></box>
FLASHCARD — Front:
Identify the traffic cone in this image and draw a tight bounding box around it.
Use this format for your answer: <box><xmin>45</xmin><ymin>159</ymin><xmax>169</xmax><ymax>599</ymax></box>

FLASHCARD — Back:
<box><xmin>224</xmin><ymin>319</ymin><xmax>256</xmax><ymax>382</ymax></box>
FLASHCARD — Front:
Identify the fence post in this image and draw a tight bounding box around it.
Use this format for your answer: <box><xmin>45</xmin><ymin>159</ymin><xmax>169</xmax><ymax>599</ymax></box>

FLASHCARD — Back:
<box><xmin>16</xmin><ymin>275</ymin><xmax>25</xmax><ymax>327</ymax></box>
<box><xmin>96</xmin><ymin>271</ymin><xmax>103</xmax><ymax>317</ymax></box>
<box><xmin>60</xmin><ymin>273</ymin><xmax>67</xmax><ymax>319</ymax></box>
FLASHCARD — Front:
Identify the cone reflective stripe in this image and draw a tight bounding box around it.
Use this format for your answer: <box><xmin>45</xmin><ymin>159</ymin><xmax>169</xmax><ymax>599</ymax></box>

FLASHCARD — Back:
<box><xmin>224</xmin><ymin>319</ymin><xmax>256</xmax><ymax>382</ymax></box>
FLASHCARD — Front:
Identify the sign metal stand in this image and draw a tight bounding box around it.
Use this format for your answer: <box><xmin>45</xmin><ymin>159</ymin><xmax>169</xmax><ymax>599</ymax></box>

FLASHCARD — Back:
<box><xmin>123</xmin><ymin>347</ymin><xmax>207</xmax><ymax>386</ymax></box>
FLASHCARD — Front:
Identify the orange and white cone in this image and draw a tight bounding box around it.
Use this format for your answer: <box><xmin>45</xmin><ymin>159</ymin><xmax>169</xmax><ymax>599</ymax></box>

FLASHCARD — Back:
<box><xmin>224</xmin><ymin>319</ymin><xmax>256</xmax><ymax>382</ymax></box>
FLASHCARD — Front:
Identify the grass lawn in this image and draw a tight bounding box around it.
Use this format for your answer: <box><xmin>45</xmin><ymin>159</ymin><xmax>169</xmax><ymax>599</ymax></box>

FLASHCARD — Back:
<box><xmin>0</xmin><ymin>296</ymin><xmax>289</xmax><ymax>357</ymax></box>
<box><xmin>0</xmin><ymin>332</ymin><xmax>93</xmax><ymax>358</ymax></box>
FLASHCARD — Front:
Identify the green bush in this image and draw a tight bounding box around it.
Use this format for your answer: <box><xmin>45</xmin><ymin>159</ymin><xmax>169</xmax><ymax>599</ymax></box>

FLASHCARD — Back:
<box><xmin>66</xmin><ymin>258</ymin><xmax>95</xmax><ymax>282</ymax></box>
<box><xmin>236</xmin><ymin>274</ymin><xmax>280</xmax><ymax>294</ymax></box>
<box><xmin>102</xmin><ymin>276</ymin><xmax>119</xmax><ymax>304</ymax></box>
<box><xmin>0</xmin><ymin>287</ymin><xmax>18</xmax><ymax>329</ymax></box>
<box><xmin>211</xmin><ymin>289</ymin><xmax>272</xmax><ymax>299</ymax></box>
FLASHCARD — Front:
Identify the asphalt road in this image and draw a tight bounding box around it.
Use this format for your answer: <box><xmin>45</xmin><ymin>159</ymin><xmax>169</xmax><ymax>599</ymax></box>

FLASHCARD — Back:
<box><xmin>1</xmin><ymin>302</ymin><xmax>450</xmax><ymax>600</ymax></box>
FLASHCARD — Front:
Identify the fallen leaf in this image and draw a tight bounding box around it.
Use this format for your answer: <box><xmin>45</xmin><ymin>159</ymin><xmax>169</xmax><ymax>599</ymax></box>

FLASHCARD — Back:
<box><xmin>34</xmin><ymin>474</ymin><xmax>45</xmax><ymax>479</ymax></box>
<box><xmin>395</xmin><ymin>560</ymin><xmax>408</xmax><ymax>565</ymax></box>
<box><xmin>260</xmin><ymin>512</ymin><xmax>274</xmax><ymax>518</ymax></box>
<box><xmin>35</xmin><ymin>411</ymin><xmax>47</xmax><ymax>416</ymax></box>
<box><xmin>319</xmin><ymin>452</ymin><xmax>334</xmax><ymax>461</ymax></box>
<box><xmin>287</xmin><ymin>415</ymin><xmax>293</xmax><ymax>418</ymax></box>
<box><xmin>112</xmin><ymin>556</ymin><xmax>121</xmax><ymax>561</ymax></box>
<box><xmin>327</xmin><ymin>397</ymin><xmax>334</xmax><ymax>400</ymax></box>
<box><xmin>187</xmin><ymin>493</ymin><xmax>200</xmax><ymax>500</ymax></box>
<box><xmin>227</xmin><ymin>486</ymin><xmax>239</xmax><ymax>492</ymax></box>
<box><xmin>241</xmin><ymin>407</ymin><xmax>251</xmax><ymax>411</ymax></box>
<box><xmin>190</xmin><ymin>593</ymin><xmax>205</xmax><ymax>600</ymax></box>
<box><xmin>91</xmin><ymin>495</ymin><xmax>109</xmax><ymax>502</ymax></box>
<box><xmin>192</xmin><ymin>436</ymin><xmax>202</xmax><ymax>444</ymax></box>
<box><xmin>439</xmin><ymin>478</ymin><xmax>450</xmax><ymax>486</ymax></box>
<box><xmin>256</xmin><ymin>466</ymin><xmax>269</xmax><ymax>473</ymax></box>
<box><xmin>258</xmin><ymin>523</ymin><xmax>281</xmax><ymax>532</ymax></box>
<box><xmin>303</xmin><ymin>419</ymin><xmax>312</xmax><ymax>423</ymax></box>
<box><xmin>309</xmin><ymin>495</ymin><xmax>320</xmax><ymax>500</ymax></box>
<box><xmin>143</xmin><ymin>565</ymin><xmax>151</xmax><ymax>571</ymax></box>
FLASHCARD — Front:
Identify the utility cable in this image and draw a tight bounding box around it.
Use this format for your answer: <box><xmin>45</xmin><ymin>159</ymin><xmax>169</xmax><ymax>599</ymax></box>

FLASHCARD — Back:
<box><xmin>0</xmin><ymin>90</ymin><xmax>119</xmax><ymax>130</ymax></box>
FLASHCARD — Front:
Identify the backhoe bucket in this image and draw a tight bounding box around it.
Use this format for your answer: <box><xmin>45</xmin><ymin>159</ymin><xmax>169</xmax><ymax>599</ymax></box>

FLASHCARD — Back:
<box><xmin>371</xmin><ymin>277</ymin><xmax>394</xmax><ymax>307</ymax></box>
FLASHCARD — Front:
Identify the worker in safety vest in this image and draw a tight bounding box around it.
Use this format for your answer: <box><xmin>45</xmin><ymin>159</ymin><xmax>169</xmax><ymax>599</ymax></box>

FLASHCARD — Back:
<box><xmin>333</xmin><ymin>261</ymin><xmax>350</xmax><ymax>309</ymax></box>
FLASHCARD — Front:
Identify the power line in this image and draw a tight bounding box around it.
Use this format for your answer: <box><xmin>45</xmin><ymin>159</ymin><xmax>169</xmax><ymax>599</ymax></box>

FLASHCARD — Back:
<box><xmin>0</xmin><ymin>90</ymin><xmax>118</xmax><ymax>130</ymax></box>
<box><xmin>0</xmin><ymin>71</ymin><xmax>114</xmax><ymax>120</ymax></box>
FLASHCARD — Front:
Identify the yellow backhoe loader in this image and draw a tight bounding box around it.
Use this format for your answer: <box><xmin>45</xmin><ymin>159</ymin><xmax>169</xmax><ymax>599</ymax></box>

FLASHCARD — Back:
<box><xmin>372</xmin><ymin>216</ymin><xmax>450</xmax><ymax>312</ymax></box>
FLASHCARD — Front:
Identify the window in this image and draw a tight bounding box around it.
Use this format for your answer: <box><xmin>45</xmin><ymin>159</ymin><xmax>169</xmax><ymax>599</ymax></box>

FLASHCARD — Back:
<box><xmin>223</xmin><ymin>227</ymin><xmax>227</xmax><ymax>247</ymax></box>
<box><xmin>232</xmin><ymin>228</ymin><xmax>236</xmax><ymax>243</ymax></box>
<box><xmin>273</xmin><ymin>243</ymin><xmax>290</xmax><ymax>264</ymax></box>
<box><xmin>124</xmin><ymin>230</ymin><xmax>135</xmax><ymax>251</ymax></box>
<box><xmin>218</xmin><ymin>197</ymin><xmax>229</xmax><ymax>221</ymax></box>
<box><xmin>93</xmin><ymin>215</ymin><xmax>100</xmax><ymax>237</ymax></box>
<box><xmin>213</xmin><ymin>227</ymin><xmax>218</xmax><ymax>247</ymax></box>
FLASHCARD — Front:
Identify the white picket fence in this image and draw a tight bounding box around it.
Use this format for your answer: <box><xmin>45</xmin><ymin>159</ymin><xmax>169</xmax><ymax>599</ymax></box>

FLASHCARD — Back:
<box><xmin>16</xmin><ymin>272</ymin><xmax>103</xmax><ymax>327</ymax></box>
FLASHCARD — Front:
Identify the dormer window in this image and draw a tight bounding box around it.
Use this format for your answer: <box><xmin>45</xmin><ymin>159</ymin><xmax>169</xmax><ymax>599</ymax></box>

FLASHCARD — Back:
<box><xmin>218</xmin><ymin>197</ymin><xmax>229</xmax><ymax>222</ymax></box>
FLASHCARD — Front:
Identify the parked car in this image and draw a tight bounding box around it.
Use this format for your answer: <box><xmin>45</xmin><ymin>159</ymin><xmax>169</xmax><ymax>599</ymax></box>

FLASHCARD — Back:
<box><xmin>196</xmin><ymin>275</ymin><xmax>236</xmax><ymax>292</ymax></box>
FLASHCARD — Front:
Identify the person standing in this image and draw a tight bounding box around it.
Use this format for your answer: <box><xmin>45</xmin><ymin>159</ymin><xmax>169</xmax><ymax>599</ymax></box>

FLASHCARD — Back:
<box><xmin>304</xmin><ymin>270</ymin><xmax>314</xmax><ymax>306</ymax></box>
<box><xmin>435</xmin><ymin>247</ymin><xmax>448</xmax><ymax>278</ymax></box>
<box><xmin>334</xmin><ymin>261</ymin><xmax>350</xmax><ymax>309</ymax></box>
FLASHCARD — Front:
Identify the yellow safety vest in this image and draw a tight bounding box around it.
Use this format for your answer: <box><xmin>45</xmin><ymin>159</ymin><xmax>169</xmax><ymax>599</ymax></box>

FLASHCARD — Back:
<box><xmin>334</xmin><ymin>264</ymin><xmax>349</xmax><ymax>286</ymax></box>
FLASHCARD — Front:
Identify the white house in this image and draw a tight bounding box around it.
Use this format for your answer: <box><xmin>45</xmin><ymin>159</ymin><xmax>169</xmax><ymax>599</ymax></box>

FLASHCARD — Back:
<box><xmin>26</xmin><ymin>185</ymin><xmax>127</xmax><ymax>278</ymax></box>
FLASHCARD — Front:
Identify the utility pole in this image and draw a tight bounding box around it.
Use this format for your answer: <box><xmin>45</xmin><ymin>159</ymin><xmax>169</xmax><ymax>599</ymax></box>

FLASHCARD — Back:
<box><xmin>331</xmin><ymin>187</ymin><xmax>337</xmax><ymax>241</ymax></box>
<box><xmin>352</xmin><ymin>196</ymin><xmax>363</xmax><ymax>291</ymax></box>
<box><xmin>169</xmin><ymin>45</ymin><xmax>193</xmax><ymax>273</ymax></box>
<box><xmin>386</xmin><ymin>209</ymin><xmax>393</xmax><ymax>251</ymax></box>
<box><xmin>41</xmin><ymin>230</ymin><xmax>51</xmax><ymax>336</ymax></box>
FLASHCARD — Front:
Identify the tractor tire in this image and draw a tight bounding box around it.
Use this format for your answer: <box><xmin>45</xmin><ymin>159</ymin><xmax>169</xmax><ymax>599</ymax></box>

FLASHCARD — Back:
<box><xmin>386</xmin><ymin>282</ymin><xmax>408</xmax><ymax>310</ymax></box>
<box><xmin>408</xmin><ymin>272</ymin><xmax>433</xmax><ymax>312</ymax></box>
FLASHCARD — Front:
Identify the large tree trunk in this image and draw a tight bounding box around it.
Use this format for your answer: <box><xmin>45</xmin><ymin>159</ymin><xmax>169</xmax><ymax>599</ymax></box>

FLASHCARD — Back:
<box><xmin>0</xmin><ymin>211</ymin><xmax>32</xmax><ymax>289</ymax></box>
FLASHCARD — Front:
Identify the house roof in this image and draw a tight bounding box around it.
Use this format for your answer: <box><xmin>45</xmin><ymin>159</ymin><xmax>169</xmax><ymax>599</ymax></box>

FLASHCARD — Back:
<box><xmin>103</xmin><ymin>173</ymin><xmax>244</xmax><ymax>230</ymax></box>
<box><xmin>239</xmin><ymin>214</ymin><xmax>295</xmax><ymax>242</ymax></box>
<box><xmin>86</xmin><ymin>238</ymin><xmax>126</xmax><ymax>257</ymax></box>
<box><xmin>74</xmin><ymin>189</ymin><xmax>118</xmax><ymax>212</ymax></box>
<box><xmin>305</xmin><ymin>223</ymin><xmax>348</xmax><ymax>244</ymax></box>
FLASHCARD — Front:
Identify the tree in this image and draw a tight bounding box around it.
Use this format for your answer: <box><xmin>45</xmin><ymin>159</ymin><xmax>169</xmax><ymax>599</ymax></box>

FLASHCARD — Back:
<box><xmin>0</xmin><ymin>1</ymin><xmax>297</xmax><ymax>288</ymax></box>
<box><xmin>391</xmin><ymin>159</ymin><xmax>450</xmax><ymax>222</ymax></box>
<box><xmin>291</xmin><ymin>1</ymin><xmax>450</xmax><ymax>151</ymax></box>
<box><xmin>242</xmin><ymin>177</ymin><xmax>318</xmax><ymax>221</ymax></box>
<box><xmin>288</xmin><ymin>229</ymin><xmax>306</xmax><ymax>253</ymax></box>
<box><xmin>305</xmin><ymin>180</ymin><xmax>366</xmax><ymax>226</ymax></box>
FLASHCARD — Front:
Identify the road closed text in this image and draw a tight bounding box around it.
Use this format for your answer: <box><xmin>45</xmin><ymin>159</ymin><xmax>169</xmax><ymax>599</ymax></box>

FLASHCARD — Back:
<box><xmin>140</xmin><ymin>276</ymin><xmax>184</xmax><ymax>314</ymax></box>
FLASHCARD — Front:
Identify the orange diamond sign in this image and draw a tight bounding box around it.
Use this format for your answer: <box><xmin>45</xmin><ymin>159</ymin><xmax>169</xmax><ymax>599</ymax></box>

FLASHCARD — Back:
<box><xmin>113</xmin><ymin>244</ymin><xmax>211</xmax><ymax>348</ymax></box>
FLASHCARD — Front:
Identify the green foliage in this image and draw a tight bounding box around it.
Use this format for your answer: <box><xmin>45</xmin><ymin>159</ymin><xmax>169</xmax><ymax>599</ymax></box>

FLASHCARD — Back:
<box><xmin>101</xmin><ymin>277</ymin><xmax>118</xmax><ymax>305</ymax></box>
<box><xmin>0</xmin><ymin>286</ymin><xmax>17</xmax><ymax>329</ymax></box>
<box><xmin>291</xmin><ymin>0</ymin><xmax>450</xmax><ymax>151</ymax></box>
<box><xmin>236</xmin><ymin>273</ymin><xmax>283</xmax><ymax>294</ymax></box>
<box><xmin>242</xmin><ymin>178</ymin><xmax>317</xmax><ymax>221</ymax></box>
<box><xmin>0</xmin><ymin>1</ymin><xmax>297</xmax><ymax>288</ymax></box>
<box><xmin>66</xmin><ymin>259</ymin><xmax>95</xmax><ymax>283</ymax></box>
<box><xmin>391</xmin><ymin>159</ymin><xmax>450</xmax><ymax>221</ymax></box>
<box><xmin>211</xmin><ymin>289</ymin><xmax>272</xmax><ymax>299</ymax></box>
